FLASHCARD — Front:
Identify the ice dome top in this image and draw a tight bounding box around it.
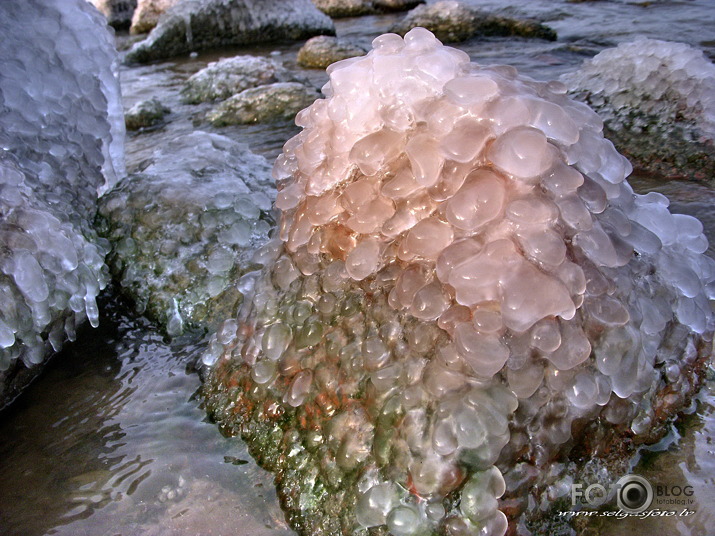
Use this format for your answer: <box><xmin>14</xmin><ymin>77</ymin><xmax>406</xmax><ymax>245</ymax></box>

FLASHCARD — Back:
<box><xmin>273</xmin><ymin>27</ymin><xmax>714</xmax><ymax>356</ymax></box>
<box><xmin>204</xmin><ymin>28</ymin><xmax>715</xmax><ymax>536</ymax></box>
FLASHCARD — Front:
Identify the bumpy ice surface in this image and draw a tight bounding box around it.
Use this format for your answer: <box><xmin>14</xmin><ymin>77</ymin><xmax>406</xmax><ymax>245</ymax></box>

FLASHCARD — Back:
<box><xmin>203</xmin><ymin>29</ymin><xmax>715</xmax><ymax>535</ymax></box>
<box><xmin>563</xmin><ymin>38</ymin><xmax>715</xmax><ymax>179</ymax></box>
<box><xmin>99</xmin><ymin>132</ymin><xmax>275</xmax><ymax>336</ymax></box>
<box><xmin>0</xmin><ymin>0</ymin><xmax>123</xmax><ymax>386</ymax></box>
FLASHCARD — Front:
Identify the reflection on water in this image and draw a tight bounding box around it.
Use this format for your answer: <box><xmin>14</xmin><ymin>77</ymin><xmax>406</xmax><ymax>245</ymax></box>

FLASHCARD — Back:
<box><xmin>584</xmin><ymin>378</ymin><xmax>715</xmax><ymax>536</ymax></box>
<box><xmin>0</xmin><ymin>300</ymin><xmax>294</xmax><ymax>536</ymax></box>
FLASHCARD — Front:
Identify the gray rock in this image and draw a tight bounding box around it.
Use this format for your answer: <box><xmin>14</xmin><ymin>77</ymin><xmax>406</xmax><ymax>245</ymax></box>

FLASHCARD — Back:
<box><xmin>372</xmin><ymin>0</ymin><xmax>424</xmax><ymax>11</ymax></box>
<box><xmin>130</xmin><ymin>0</ymin><xmax>179</xmax><ymax>34</ymax></box>
<box><xmin>207</xmin><ymin>82</ymin><xmax>319</xmax><ymax>126</ymax></box>
<box><xmin>297</xmin><ymin>35</ymin><xmax>366</xmax><ymax>69</ymax></box>
<box><xmin>97</xmin><ymin>132</ymin><xmax>275</xmax><ymax>336</ymax></box>
<box><xmin>125</xmin><ymin>0</ymin><xmax>335</xmax><ymax>64</ymax></box>
<box><xmin>90</xmin><ymin>0</ymin><xmax>137</xmax><ymax>28</ymax></box>
<box><xmin>125</xmin><ymin>97</ymin><xmax>171</xmax><ymax>130</ymax></box>
<box><xmin>181</xmin><ymin>55</ymin><xmax>300</xmax><ymax>104</ymax></box>
<box><xmin>390</xmin><ymin>0</ymin><xmax>557</xmax><ymax>43</ymax></box>
<box><xmin>311</xmin><ymin>0</ymin><xmax>375</xmax><ymax>18</ymax></box>
<box><xmin>311</xmin><ymin>0</ymin><xmax>423</xmax><ymax>18</ymax></box>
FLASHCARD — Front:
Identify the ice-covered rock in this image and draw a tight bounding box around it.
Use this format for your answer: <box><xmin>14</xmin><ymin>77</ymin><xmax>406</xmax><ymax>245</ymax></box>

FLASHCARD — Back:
<box><xmin>181</xmin><ymin>55</ymin><xmax>301</xmax><ymax>104</ymax></box>
<box><xmin>98</xmin><ymin>132</ymin><xmax>275</xmax><ymax>336</ymax></box>
<box><xmin>124</xmin><ymin>0</ymin><xmax>336</xmax><ymax>64</ymax></box>
<box><xmin>202</xmin><ymin>29</ymin><xmax>714</xmax><ymax>535</ymax></box>
<box><xmin>563</xmin><ymin>38</ymin><xmax>715</xmax><ymax>181</ymax></box>
<box><xmin>298</xmin><ymin>36</ymin><xmax>367</xmax><ymax>69</ymax></box>
<box><xmin>0</xmin><ymin>0</ymin><xmax>124</xmax><ymax>408</ymax></box>
<box><xmin>311</xmin><ymin>0</ymin><xmax>423</xmax><ymax>18</ymax></box>
<box><xmin>125</xmin><ymin>97</ymin><xmax>171</xmax><ymax>130</ymax></box>
<box><xmin>130</xmin><ymin>0</ymin><xmax>178</xmax><ymax>34</ymax></box>
<box><xmin>90</xmin><ymin>0</ymin><xmax>137</xmax><ymax>28</ymax></box>
<box><xmin>390</xmin><ymin>0</ymin><xmax>556</xmax><ymax>42</ymax></box>
<box><xmin>207</xmin><ymin>82</ymin><xmax>319</xmax><ymax>126</ymax></box>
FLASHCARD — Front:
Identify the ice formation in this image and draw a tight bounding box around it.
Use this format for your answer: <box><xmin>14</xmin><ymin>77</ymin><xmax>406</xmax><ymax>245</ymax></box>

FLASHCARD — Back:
<box><xmin>202</xmin><ymin>29</ymin><xmax>715</xmax><ymax>535</ymax></box>
<box><xmin>563</xmin><ymin>38</ymin><xmax>715</xmax><ymax>180</ymax></box>
<box><xmin>124</xmin><ymin>0</ymin><xmax>336</xmax><ymax>64</ymax></box>
<box><xmin>0</xmin><ymin>0</ymin><xmax>123</xmax><ymax>402</ymax></box>
<box><xmin>98</xmin><ymin>132</ymin><xmax>275</xmax><ymax>335</ymax></box>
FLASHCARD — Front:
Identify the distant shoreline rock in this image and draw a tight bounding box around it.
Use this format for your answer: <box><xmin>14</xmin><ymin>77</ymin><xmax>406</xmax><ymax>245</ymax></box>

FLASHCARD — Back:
<box><xmin>297</xmin><ymin>36</ymin><xmax>367</xmax><ymax>69</ymax></box>
<box><xmin>125</xmin><ymin>0</ymin><xmax>335</xmax><ymax>64</ymax></box>
<box><xmin>389</xmin><ymin>0</ymin><xmax>557</xmax><ymax>43</ymax></box>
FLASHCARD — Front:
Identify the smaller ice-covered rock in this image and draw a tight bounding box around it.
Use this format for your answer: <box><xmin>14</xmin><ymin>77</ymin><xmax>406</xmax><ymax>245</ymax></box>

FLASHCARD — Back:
<box><xmin>125</xmin><ymin>97</ymin><xmax>171</xmax><ymax>130</ymax></box>
<box><xmin>563</xmin><ymin>38</ymin><xmax>715</xmax><ymax>180</ymax></box>
<box><xmin>181</xmin><ymin>55</ymin><xmax>301</xmax><ymax>104</ymax></box>
<box><xmin>297</xmin><ymin>36</ymin><xmax>367</xmax><ymax>69</ymax></box>
<box><xmin>130</xmin><ymin>0</ymin><xmax>178</xmax><ymax>34</ymax></box>
<box><xmin>125</xmin><ymin>0</ymin><xmax>335</xmax><ymax>63</ymax></box>
<box><xmin>207</xmin><ymin>82</ymin><xmax>319</xmax><ymax>126</ymax></box>
<box><xmin>390</xmin><ymin>0</ymin><xmax>556</xmax><ymax>42</ymax></box>
<box><xmin>98</xmin><ymin>132</ymin><xmax>275</xmax><ymax>335</ymax></box>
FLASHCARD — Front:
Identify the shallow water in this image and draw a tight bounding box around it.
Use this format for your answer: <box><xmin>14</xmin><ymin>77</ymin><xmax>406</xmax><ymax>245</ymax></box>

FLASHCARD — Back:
<box><xmin>1</xmin><ymin>1</ymin><xmax>715</xmax><ymax>535</ymax></box>
<box><xmin>0</xmin><ymin>299</ymin><xmax>292</xmax><ymax>536</ymax></box>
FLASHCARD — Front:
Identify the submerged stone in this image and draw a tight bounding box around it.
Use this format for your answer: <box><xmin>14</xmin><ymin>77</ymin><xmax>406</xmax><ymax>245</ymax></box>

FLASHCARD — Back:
<box><xmin>201</xmin><ymin>29</ymin><xmax>713</xmax><ymax>536</ymax></box>
<box><xmin>125</xmin><ymin>97</ymin><xmax>171</xmax><ymax>130</ymax></box>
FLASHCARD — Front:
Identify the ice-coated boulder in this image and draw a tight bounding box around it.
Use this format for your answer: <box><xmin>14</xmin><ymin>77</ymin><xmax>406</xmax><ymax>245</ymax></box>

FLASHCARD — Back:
<box><xmin>125</xmin><ymin>97</ymin><xmax>171</xmax><ymax>130</ymax></box>
<box><xmin>0</xmin><ymin>0</ymin><xmax>124</xmax><ymax>408</ymax></box>
<box><xmin>98</xmin><ymin>132</ymin><xmax>275</xmax><ymax>336</ymax></box>
<box><xmin>90</xmin><ymin>0</ymin><xmax>137</xmax><ymax>28</ymax></box>
<box><xmin>563</xmin><ymin>38</ymin><xmax>715</xmax><ymax>181</ymax></box>
<box><xmin>181</xmin><ymin>55</ymin><xmax>301</xmax><ymax>104</ymax></box>
<box><xmin>297</xmin><ymin>36</ymin><xmax>367</xmax><ymax>69</ymax></box>
<box><xmin>207</xmin><ymin>82</ymin><xmax>319</xmax><ymax>126</ymax></box>
<box><xmin>311</xmin><ymin>0</ymin><xmax>424</xmax><ymax>18</ymax></box>
<box><xmin>124</xmin><ymin>0</ymin><xmax>336</xmax><ymax>64</ymax></box>
<box><xmin>202</xmin><ymin>29</ymin><xmax>714</xmax><ymax>535</ymax></box>
<box><xmin>390</xmin><ymin>0</ymin><xmax>557</xmax><ymax>43</ymax></box>
<box><xmin>130</xmin><ymin>0</ymin><xmax>179</xmax><ymax>34</ymax></box>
